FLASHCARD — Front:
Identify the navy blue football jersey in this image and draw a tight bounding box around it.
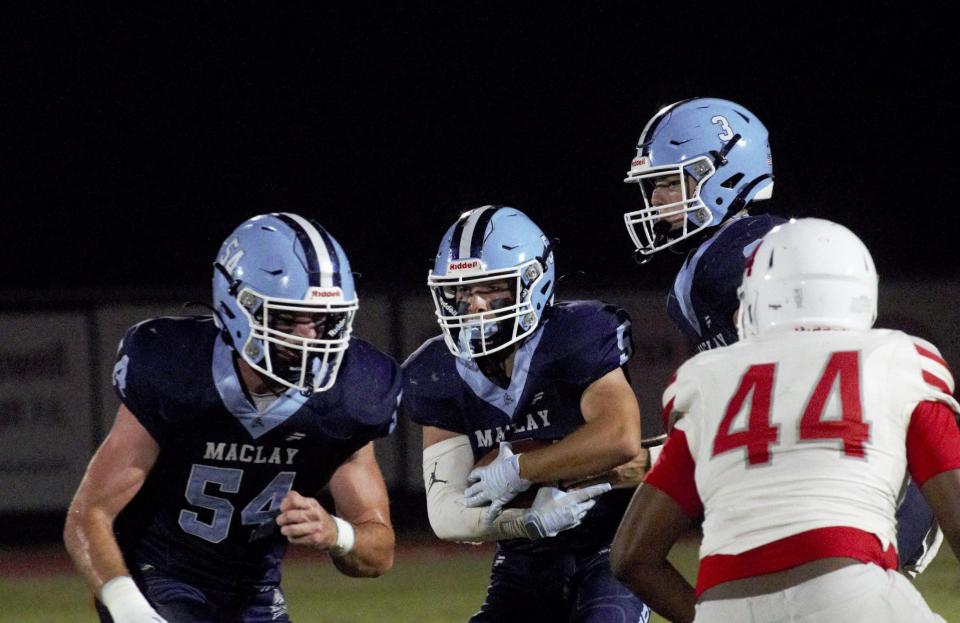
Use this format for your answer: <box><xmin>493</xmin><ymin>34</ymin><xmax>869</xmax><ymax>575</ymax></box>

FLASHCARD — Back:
<box><xmin>667</xmin><ymin>214</ymin><xmax>787</xmax><ymax>352</ymax></box>
<box><xmin>110</xmin><ymin>316</ymin><xmax>400</xmax><ymax>594</ymax></box>
<box><xmin>403</xmin><ymin>300</ymin><xmax>636</xmax><ymax>554</ymax></box>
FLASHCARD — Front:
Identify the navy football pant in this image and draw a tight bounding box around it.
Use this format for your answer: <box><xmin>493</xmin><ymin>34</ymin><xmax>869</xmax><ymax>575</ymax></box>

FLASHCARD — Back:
<box><xmin>96</xmin><ymin>571</ymin><xmax>289</xmax><ymax>623</ymax></box>
<box><xmin>896</xmin><ymin>479</ymin><xmax>940</xmax><ymax>574</ymax></box>
<box><xmin>469</xmin><ymin>545</ymin><xmax>650</xmax><ymax>623</ymax></box>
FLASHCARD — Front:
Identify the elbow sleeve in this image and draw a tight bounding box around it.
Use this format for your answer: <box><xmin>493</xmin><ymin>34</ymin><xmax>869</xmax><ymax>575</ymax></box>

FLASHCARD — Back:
<box><xmin>422</xmin><ymin>435</ymin><xmax>528</xmax><ymax>542</ymax></box>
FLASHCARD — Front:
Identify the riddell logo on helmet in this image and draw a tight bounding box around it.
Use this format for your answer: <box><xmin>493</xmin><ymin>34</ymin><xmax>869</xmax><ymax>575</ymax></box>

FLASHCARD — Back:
<box><xmin>306</xmin><ymin>288</ymin><xmax>343</xmax><ymax>300</ymax></box>
<box><xmin>631</xmin><ymin>157</ymin><xmax>649</xmax><ymax>169</ymax></box>
<box><xmin>447</xmin><ymin>259</ymin><xmax>481</xmax><ymax>273</ymax></box>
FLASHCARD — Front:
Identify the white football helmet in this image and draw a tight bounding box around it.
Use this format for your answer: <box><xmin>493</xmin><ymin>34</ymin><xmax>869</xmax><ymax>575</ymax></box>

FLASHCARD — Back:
<box><xmin>737</xmin><ymin>218</ymin><xmax>877</xmax><ymax>340</ymax></box>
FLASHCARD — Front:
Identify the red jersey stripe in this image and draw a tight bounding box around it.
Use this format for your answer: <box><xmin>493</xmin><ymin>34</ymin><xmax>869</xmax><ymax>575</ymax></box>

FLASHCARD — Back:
<box><xmin>923</xmin><ymin>370</ymin><xmax>951</xmax><ymax>394</ymax></box>
<box><xmin>696</xmin><ymin>526</ymin><xmax>897</xmax><ymax>596</ymax></box>
<box><xmin>915</xmin><ymin>343</ymin><xmax>949</xmax><ymax>369</ymax></box>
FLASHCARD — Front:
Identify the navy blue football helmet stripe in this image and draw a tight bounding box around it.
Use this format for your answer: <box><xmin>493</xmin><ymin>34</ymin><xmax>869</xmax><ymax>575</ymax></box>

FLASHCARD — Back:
<box><xmin>275</xmin><ymin>213</ymin><xmax>323</xmax><ymax>287</ymax></box>
<box><xmin>450</xmin><ymin>211</ymin><xmax>471</xmax><ymax>260</ymax></box>
<box><xmin>469</xmin><ymin>206</ymin><xmax>499</xmax><ymax>259</ymax></box>
<box><xmin>639</xmin><ymin>98</ymin><xmax>695</xmax><ymax>156</ymax></box>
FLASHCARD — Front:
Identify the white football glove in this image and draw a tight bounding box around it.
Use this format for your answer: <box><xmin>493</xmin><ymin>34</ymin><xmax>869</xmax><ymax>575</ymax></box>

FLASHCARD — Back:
<box><xmin>522</xmin><ymin>483</ymin><xmax>611</xmax><ymax>539</ymax></box>
<box><xmin>99</xmin><ymin>576</ymin><xmax>168</xmax><ymax>623</ymax></box>
<box><xmin>464</xmin><ymin>442</ymin><xmax>532</xmax><ymax>523</ymax></box>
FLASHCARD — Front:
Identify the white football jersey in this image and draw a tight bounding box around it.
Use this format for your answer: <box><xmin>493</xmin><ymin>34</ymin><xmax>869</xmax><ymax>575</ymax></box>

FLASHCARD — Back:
<box><xmin>663</xmin><ymin>329</ymin><xmax>958</xmax><ymax>559</ymax></box>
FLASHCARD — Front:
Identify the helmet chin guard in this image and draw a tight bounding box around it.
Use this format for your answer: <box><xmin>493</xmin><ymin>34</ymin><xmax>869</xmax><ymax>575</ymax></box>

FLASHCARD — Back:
<box><xmin>737</xmin><ymin>218</ymin><xmax>878</xmax><ymax>340</ymax></box>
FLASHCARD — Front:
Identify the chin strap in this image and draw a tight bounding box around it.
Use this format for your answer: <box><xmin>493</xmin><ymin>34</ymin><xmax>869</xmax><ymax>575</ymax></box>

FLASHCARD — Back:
<box><xmin>725</xmin><ymin>174</ymin><xmax>774</xmax><ymax>218</ymax></box>
<box><xmin>709</xmin><ymin>133</ymin><xmax>741</xmax><ymax>168</ymax></box>
<box><xmin>633</xmin><ymin>220</ymin><xmax>692</xmax><ymax>264</ymax></box>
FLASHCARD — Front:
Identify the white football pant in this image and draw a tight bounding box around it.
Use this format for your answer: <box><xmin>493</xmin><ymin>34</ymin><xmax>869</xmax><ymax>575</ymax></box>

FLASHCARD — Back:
<box><xmin>693</xmin><ymin>563</ymin><xmax>944</xmax><ymax>623</ymax></box>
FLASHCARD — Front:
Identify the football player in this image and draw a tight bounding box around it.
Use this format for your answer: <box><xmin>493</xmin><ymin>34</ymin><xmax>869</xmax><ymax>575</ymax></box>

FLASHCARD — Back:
<box><xmin>402</xmin><ymin>205</ymin><xmax>651</xmax><ymax>622</ymax></box>
<box><xmin>621</xmin><ymin>97</ymin><xmax>941</xmax><ymax>574</ymax></box>
<box><xmin>610</xmin><ymin>219</ymin><xmax>960</xmax><ymax>622</ymax></box>
<box><xmin>64</xmin><ymin>214</ymin><xmax>400</xmax><ymax>622</ymax></box>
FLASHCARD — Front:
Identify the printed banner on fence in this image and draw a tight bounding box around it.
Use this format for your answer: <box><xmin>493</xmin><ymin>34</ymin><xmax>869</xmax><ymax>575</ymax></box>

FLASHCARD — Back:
<box><xmin>0</xmin><ymin>314</ymin><xmax>95</xmax><ymax>511</ymax></box>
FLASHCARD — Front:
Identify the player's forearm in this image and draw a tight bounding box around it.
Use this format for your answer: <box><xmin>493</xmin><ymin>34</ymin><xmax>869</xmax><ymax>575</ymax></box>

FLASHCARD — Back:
<box><xmin>921</xmin><ymin>468</ymin><xmax>960</xmax><ymax>560</ymax></box>
<box><xmin>427</xmin><ymin>484</ymin><xmax>529</xmax><ymax>542</ymax></box>
<box><xmin>423</xmin><ymin>436</ymin><xmax>532</xmax><ymax>542</ymax></box>
<box><xmin>63</xmin><ymin>506</ymin><xmax>131</xmax><ymax>594</ymax></box>
<box><xmin>519</xmin><ymin>416</ymin><xmax>639</xmax><ymax>483</ymax></box>
<box><xmin>329</xmin><ymin>520</ymin><xmax>395</xmax><ymax>578</ymax></box>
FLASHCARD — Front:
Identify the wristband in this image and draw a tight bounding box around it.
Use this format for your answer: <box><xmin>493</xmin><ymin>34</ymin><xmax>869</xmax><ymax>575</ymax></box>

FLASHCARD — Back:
<box><xmin>329</xmin><ymin>516</ymin><xmax>355</xmax><ymax>557</ymax></box>
<box><xmin>99</xmin><ymin>575</ymin><xmax>157</xmax><ymax>619</ymax></box>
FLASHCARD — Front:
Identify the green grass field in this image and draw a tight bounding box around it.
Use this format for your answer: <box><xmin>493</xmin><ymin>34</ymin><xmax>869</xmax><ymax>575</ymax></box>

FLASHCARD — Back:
<box><xmin>1</xmin><ymin>541</ymin><xmax>956</xmax><ymax>622</ymax></box>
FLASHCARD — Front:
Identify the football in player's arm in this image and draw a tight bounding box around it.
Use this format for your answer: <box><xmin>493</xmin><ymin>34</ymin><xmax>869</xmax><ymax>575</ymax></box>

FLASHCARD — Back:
<box><xmin>610</xmin><ymin>219</ymin><xmax>960</xmax><ymax>623</ymax></box>
<box><xmin>403</xmin><ymin>206</ymin><xmax>652</xmax><ymax>622</ymax></box>
<box><xmin>621</xmin><ymin>97</ymin><xmax>941</xmax><ymax>574</ymax></box>
<box><xmin>64</xmin><ymin>214</ymin><xmax>399</xmax><ymax>623</ymax></box>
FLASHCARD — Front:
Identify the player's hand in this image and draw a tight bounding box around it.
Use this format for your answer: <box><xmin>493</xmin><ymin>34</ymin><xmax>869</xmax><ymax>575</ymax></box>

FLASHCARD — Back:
<box><xmin>276</xmin><ymin>490</ymin><xmax>338</xmax><ymax>551</ymax></box>
<box><xmin>464</xmin><ymin>442</ymin><xmax>532</xmax><ymax>522</ymax></box>
<box><xmin>522</xmin><ymin>483</ymin><xmax>611</xmax><ymax>539</ymax></box>
<box><xmin>561</xmin><ymin>448</ymin><xmax>651</xmax><ymax>490</ymax></box>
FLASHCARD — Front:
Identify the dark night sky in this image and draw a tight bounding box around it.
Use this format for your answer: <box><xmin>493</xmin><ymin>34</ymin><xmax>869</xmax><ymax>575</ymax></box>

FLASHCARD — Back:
<box><xmin>4</xmin><ymin>5</ymin><xmax>956</xmax><ymax>296</ymax></box>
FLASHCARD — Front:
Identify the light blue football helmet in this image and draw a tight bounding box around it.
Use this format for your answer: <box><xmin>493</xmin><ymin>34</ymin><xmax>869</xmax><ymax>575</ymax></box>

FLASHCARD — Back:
<box><xmin>428</xmin><ymin>206</ymin><xmax>555</xmax><ymax>359</ymax></box>
<box><xmin>212</xmin><ymin>213</ymin><xmax>358</xmax><ymax>394</ymax></box>
<box><xmin>624</xmin><ymin>97</ymin><xmax>774</xmax><ymax>256</ymax></box>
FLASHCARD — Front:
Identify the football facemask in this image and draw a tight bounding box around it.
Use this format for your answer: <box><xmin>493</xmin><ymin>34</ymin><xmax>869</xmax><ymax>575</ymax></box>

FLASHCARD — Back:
<box><xmin>623</xmin><ymin>160</ymin><xmax>716</xmax><ymax>255</ymax></box>
<box><xmin>429</xmin><ymin>260</ymin><xmax>546</xmax><ymax>360</ymax></box>
<box><xmin>236</xmin><ymin>287</ymin><xmax>357</xmax><ymax>394</ymax></box>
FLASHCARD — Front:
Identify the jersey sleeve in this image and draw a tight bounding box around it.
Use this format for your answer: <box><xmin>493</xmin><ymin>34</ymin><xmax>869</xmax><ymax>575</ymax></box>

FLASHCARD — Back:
<box><xmin>355</xmin><ymin>348</ymin><xmax>403</xmax><ymax>439</ymax></box>
<box><xmin>400</xmin><ymin>339</ymin><xmax>467</xmax><ymax>434</ymax></box>
<box><xmin>643</xmin><ymin>425</ymin><xmax>703</xmax><ymax>518</ymax></box>
<box><xmin>888</xmin><ymin>336</ymin><xmax>959</xmax><ymax>414</ymax></box>
<box><xmin>324</xmin><ymin>340</ymin><xmax>403</xmax><ymax>442</ymax></box>
<box><xmin>555</xmin><ymin>302</ymin><xmax>635</xmax><ymax>387</ymax></box>
<box><xmin>111</xmin><ymin>320</ymin><xmax>170</xmax><ymax>444</ymax></box>
<box><xmin>906</xmin><ymin>401</ymin><xmax>960</xmax><ymax>486</ymax></box>
<box><xmin>660</xmin><ymin>359</ymin><xmax>704</xmax><ymax>434</ymax></box>
<box><xmin>648</xmin><ymin>360</ymin><xmax>706</xmax><ymax>519</ymax></box>
<box><xmin>890</xmin><ymin>335</ymin><xmax>960</xmax><ymax>485</ymax></box>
